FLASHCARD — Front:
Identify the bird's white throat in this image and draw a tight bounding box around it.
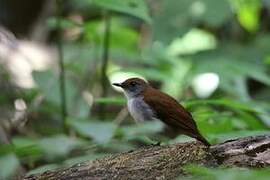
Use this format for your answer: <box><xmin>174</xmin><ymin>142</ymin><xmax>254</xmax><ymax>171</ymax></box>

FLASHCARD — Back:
<box><xmin>127</xmin><ymin>96</ymin><xmax>155</xmax><ymax>123</ymax></box>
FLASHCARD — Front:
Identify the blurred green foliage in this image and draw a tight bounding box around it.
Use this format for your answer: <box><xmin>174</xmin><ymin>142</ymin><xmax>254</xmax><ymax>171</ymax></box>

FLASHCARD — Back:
<box><xmin>184</xmin><ymin>165</ymin><xmax>270</xmax><ymax>180</ymax></box>
<box><xmin>0</xmin><ymin>0</ymin><xmax>270</xmax><ymax>179</ymax></box>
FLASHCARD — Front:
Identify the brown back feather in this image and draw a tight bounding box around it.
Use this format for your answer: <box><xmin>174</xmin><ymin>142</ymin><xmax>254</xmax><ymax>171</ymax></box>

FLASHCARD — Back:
<box><xmin>142</xmin><ymin>87</ymin><xmax>210</xmax><ymax>146</ymax></box>
<box><xmin>142</xmin><ymin>87</ymin><xmax>196</xmax><ymax>130</ymax></box>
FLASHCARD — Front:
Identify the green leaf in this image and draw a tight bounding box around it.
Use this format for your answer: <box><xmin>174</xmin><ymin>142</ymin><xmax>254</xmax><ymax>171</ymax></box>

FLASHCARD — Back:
<box><xmin>64</xmin><ymin>153</ymin><xmax>108</xmax><ymax>166</ymax></box>
<box><xmin>123</xmin><ymin>68</ymin><xmax>168</xmax><ymax>81</ymax></box>
<box><xmin>153</xmin><ymin>0</ymin><xmax>231</xmax><ymax>44</ymax></box>
<box><xmin>185</xmin><ymin>99</ymin><xmax>256</xmax><ymax>112</ymax></box>
<box><xmin>100</xmin><ymin>141</ymin><xmax>136</xmax><ymax>152</ymax></box>
<box><xmin>47</xmin><ymin>17</ymin><xmax>80</xmax><ymax>30</ymax></box>
<box><xmin>95</xmin><ymin>97</ymin><xmax>126</xmax><ymax>105</ymax></box>
<box><xmin>161</xmin><ymin>58</ymin><xmax>192</xmax><ymax>98</ymax></box>
<box><xmin>185</xmin><ymin>165</ymin><xmax>270</xmax><ymax>180</ymax></box>
<box><xmin>27</xmin><ymin>164</ymin><xmax>59</xmax><ymax>176</ymax></box>
<box><xmin>264</xmin><ymin>55</ymin><xmax>270</xmax><ymax>65</ymax></box>
<box><xmin>84</xmin><ymin>18</ymin><xmax>140</xmax><ymax>53</ymax></box>
<box><xmin>91</xmin><ymin>0</ymin><xmax>151</xmax><ymax>23</ymax></box>
<box><xmin>73</xmin><ymin>96</ymin><xmax>91</xmax><ymax>118</ymax></box>
<box><xmin>184</xmin><ymin>164</ymin><xmax>214</xmax><ymax>177</ymax></box>
<box><xmin>63</xmin><ymin>44</ymin><xmax>96</xmax><ymax>75</ymax></box>
<box><xmin>33</xmin><ymin>70</ymin><xmax>61</xmax><ymax>105</ymax></box>
<box><xmin>38</xmin><ymin>135</ymin><xmax>84</xmax><ymax>160</ymax></box>
<box><xmin>0</xmin><ymin>154</ymin><xmax>20</xmax><ymax>179</ymax></box>
<box><xmin>33</xmin><ymin>70</ymin><xmax>78</xmax><ymax>111</ymax></box>
<box><xmin>12</xmin><ymin>137</ymin><xmax>42</xmax><ymax>158</ymax></box>
<box><xmin>121</xmin><ymin>121</ymin><xmax>164</xmax><ymax>140</ymax></box>
<box><xmin>208</xmin><ymin>130</ymin><xmax>270</xmax><ymax>143</ymax></box>
<box><xmin>12</xmin><ymin>137</ymin><xmax>37</xmax><ymax>148</ymax></box>
<box><xmin>152</xmin><ymin>0</ymin><xmax>192</xmax><ymax>44</ymax></box>
<box><xmin>68</xmin><ymin>119</ymin><xmax>117</xmax><ymax>143</ymax></box>
<box><xmin>192</xmin><ymin>44</ymin><xmax>270</xmax><ymax>96</ymax></box>
<box><xmin>167</xmin><ymin>28</ymin><xmax>217</xmax><ymax>56</ymax></box>
<box><xmin>251</xmin><ymin>101</ymin><xmax>270</xmax><ymax>127</ymax></box>
<box><xmin>231</xmin><ymin>0</ymin><xmax>261</xmax><ymax>32</ymax></box>
<box><xmin>236</xmin><ymin>110</ymin><xmax>266</xmax><ymax>130</ymax></box>
<box><xmin>190</xmin><ymin>0</ymin><xmax>232</xmax><ymax>26</ymax></box>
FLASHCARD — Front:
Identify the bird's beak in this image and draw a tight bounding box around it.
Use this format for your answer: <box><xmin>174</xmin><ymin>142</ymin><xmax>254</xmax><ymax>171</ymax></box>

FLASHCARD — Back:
<box><xmin>112</xmin><ymin>83</ymin><xmax>123</xmax><ymax>88</ymax></box>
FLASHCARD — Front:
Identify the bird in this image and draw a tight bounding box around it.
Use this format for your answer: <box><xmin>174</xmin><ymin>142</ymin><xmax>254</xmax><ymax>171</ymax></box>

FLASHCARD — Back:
<box><xmin>113</xmin><ymin>77</ymin><xmax>210</xmax><ymax>146</ymax></box>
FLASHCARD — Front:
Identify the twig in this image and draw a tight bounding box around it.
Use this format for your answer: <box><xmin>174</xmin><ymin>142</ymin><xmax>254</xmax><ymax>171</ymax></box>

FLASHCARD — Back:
<box><xmin>56</xmin><ymin>0</ymin><xmax>68</xmax><ymax>133</ymax></box>
<box><xmin>114</xmin><ymin>107</ymin><xmax>129</xmax><ymax>125</ymax></box>
<box><xmin>99</xmin><ymin>10</ymin><xmax>111</xmax><ymax>118</ymax></box>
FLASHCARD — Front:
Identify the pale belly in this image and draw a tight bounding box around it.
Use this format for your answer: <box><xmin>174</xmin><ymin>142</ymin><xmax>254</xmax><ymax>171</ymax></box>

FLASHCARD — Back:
<box><xmin>127</xmin><ymin>97</ymin><xmax>155</xmax><ymax>122</ymax></box>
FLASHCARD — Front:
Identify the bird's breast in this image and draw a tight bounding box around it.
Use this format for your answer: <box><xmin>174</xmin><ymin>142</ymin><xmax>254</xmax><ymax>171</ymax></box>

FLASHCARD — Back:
<box><xmin>127</xmin><ymin>96</ymin><xmax>155</xmax><ymax>122</ymax></box>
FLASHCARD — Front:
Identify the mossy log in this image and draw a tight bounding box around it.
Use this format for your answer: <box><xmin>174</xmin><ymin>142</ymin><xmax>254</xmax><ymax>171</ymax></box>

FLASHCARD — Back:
<box><xmin>24</xmin><ymin>135</ymin><xmax>270</xmax><ymax>180</ymax></box>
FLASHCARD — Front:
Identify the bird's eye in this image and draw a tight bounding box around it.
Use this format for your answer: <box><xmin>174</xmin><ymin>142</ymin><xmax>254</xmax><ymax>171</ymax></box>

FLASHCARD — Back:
<box><xmin>130</xmin><ymin>82</ymin><xmax>136</xmax><ymax>86</ymax></box>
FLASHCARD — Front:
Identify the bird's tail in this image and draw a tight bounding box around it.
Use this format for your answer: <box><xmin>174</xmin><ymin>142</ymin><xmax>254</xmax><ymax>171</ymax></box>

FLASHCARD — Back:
<box><xmin>194</xmin><ymin>133</ymin><xmax>211</xmax><ymax>146</ymax></box>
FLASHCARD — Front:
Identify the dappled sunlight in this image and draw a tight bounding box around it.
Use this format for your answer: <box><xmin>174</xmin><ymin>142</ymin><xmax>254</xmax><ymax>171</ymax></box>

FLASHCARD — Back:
<box><xmin>167</xmin><ymin>28</ymin><xmax>217</xmax><ymax>56</ymax></box>
<box><xmin>0</xmin><ymin>31</ymin><xmax>55</xmax><ymax>88</ymax></box>
<box><xmin>192</xmin><ymin>72</ymin><xmax>220</xmax><ymax>98</ymax></box>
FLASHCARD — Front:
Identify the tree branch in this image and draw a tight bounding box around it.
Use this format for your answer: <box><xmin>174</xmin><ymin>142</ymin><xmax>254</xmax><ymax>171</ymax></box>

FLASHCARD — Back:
<box><xmin>24</xmin><ymin>135</ymin><xmax>270</xmax><ymax>180</ymax></box>
<box><xmin>56</xmin><ymin>0</ymin><xmax>68</xmax><ymax>133</ymax></box>
<box><xmin>98</xmin><ymin>10</ymin><xmax>111</xmax><ymax>119</ymax></box>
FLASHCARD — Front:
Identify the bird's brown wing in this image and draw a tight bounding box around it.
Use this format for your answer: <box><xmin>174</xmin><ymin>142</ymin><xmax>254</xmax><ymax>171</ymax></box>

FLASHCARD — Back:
<box><xmin>142</xmin><ymin>88</ymin><xmax>211</xmax><ymax>146</ymax></box>
<box><xmin>142</xmin><ymin>88</ymin><xmax>198</xmax><ymax>133</ymax></box>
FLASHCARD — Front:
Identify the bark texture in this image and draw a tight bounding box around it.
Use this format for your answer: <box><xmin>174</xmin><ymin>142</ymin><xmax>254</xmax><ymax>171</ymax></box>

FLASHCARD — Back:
<box><xmin>24</xmin><ymin>135</ymin><xmax>270</xmax><ymax>180</ymax></box>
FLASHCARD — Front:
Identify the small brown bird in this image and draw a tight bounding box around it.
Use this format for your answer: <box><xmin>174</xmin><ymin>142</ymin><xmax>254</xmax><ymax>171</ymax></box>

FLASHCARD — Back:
<box><xmin>113</xmin><ymin>78</ymin><xmax>210</xmax><ymax>146</ymax></box>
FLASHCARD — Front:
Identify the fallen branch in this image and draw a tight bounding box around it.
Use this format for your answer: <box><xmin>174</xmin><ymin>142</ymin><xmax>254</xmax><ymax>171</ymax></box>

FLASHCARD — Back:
<box><xmin>24</xmin><ymin>135</ymin><xmax>270</xmax><ymax>180</ymax></box>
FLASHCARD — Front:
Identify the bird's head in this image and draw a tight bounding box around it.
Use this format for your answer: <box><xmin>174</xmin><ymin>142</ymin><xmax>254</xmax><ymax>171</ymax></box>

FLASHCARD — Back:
<box><xmin>113</xmin><ymin>78</ymin><xmax>148</xmax><ymax>98</ymax></box>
